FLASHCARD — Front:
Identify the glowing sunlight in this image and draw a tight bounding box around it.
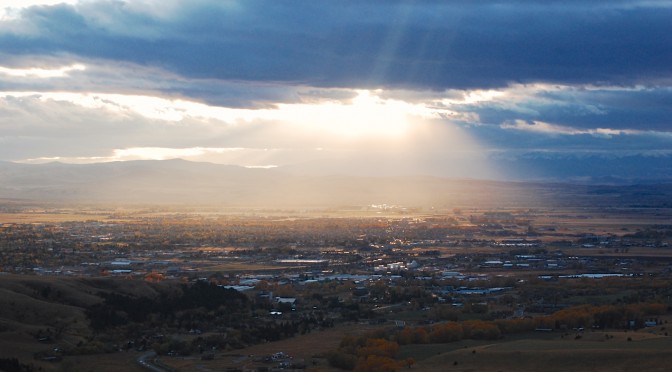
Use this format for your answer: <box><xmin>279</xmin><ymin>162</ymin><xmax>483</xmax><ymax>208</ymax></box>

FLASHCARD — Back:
<box><xmin>278</xmin><ymin>90</ymin><xmax>443</xmax><ymax>139</ymax></box>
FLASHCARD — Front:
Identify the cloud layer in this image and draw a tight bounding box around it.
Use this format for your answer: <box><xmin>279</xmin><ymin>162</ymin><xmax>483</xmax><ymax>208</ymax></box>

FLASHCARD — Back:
<box><xmin>2</xmin><ymin>1</ymin><xmax>670</xmax><ymax>90</ymax></box>
<box><xmin>0</xmin><ymin>1</ymin><xmax>670</xmax><ymax>182</ymax></box>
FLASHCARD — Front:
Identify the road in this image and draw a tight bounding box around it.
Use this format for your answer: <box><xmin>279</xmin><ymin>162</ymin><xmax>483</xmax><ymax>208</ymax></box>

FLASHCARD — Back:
<box><xmin>137</xmin><ymin>351</ymin><xmax>171</xmax><ymax>372</ymax></box>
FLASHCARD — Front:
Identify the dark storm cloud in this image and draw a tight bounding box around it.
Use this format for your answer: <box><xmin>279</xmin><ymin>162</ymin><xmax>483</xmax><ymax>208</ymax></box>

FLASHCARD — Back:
<box><xmin>463</xmin><ymin>86</ymin><xmax>672</xmax><ymax>132</ymax></box>
<box><xmin>470</xmin><ymin>121</ymin><xmax>672</xmax><ymax>153</ymax></box>
<box><xmin>1</xmin><ymin>1</ymin><xmax>670</xmax><ymax>90</ymax></box>
<box><xmin>535</xmin><ymin>88</ymin><xmax>672</xmax><ymax>131</ymax></box>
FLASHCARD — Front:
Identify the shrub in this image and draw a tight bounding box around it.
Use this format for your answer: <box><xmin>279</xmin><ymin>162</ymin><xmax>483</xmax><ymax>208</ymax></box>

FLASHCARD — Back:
<box><xmin>326</xmin><ymin>350</ymin><xmax>357</xmax><ymax>370</ymax></box>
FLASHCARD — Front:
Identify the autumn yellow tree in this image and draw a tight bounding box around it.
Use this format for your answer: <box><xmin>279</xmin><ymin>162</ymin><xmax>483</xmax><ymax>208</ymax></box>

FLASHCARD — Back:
<box><xmin>354</xmin><ymin>354</ymin><xmax>403</xmax><ymax>372</ymax></box>
<box><xmin>357</xmin><ymin>338</ymin><xmax>399</xmax><ymax>359</ymax></box>
<box><xmin>462</xmin><ymin>320</ymin><xmax>501</xmax><ymax>340</ymax></box>
<box><xmin>429</xmin><ymin>322</ymin><xmax>463</xmax><ymax>343</ymax></box>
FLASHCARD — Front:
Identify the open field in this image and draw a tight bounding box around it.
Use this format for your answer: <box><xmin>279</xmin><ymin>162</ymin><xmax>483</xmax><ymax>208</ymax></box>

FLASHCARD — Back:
<box><xmin>412</xmin><ymin>334</ymin><xmax>672</xmax><ymax>372</ymax></box>
<box><xmin>563</xmin><ymin>246</ymin><xmax>672</xmax><ymax>258</ymax></box>
<box><xmin>0</xmin><ymin>212</ymin><xmax>115</xmax><ymax>224</ymax></box>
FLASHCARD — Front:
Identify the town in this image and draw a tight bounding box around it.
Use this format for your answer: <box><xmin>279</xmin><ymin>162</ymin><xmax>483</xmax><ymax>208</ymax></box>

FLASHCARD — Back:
<box><xmin>1</xmin><ymin>204</ymin><xmax>671</xmax><ymax>371</ymax></box>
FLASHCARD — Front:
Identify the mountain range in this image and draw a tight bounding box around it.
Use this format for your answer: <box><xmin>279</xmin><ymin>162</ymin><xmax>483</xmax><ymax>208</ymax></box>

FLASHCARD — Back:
<box><xmin>0</xmin><ymin>159</ymin><xmax>670</xmax><ymax>209</ymax></box>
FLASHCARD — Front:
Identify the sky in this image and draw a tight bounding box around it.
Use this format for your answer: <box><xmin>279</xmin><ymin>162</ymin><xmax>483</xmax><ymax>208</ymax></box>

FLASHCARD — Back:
<box><xmin>0</xmin><ymin>0</ymin><xmax>670</xmax><ymax>182</ymax></box>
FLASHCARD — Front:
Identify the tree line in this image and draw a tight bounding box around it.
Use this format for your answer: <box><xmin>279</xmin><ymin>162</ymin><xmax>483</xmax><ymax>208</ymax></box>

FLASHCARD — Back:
<box><xmin>327</xmin><ymin>302</ymin><xmax>669</xmax><ymax>371</ymax></box>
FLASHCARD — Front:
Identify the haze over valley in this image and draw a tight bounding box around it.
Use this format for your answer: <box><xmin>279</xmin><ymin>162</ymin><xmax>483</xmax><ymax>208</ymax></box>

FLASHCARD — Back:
<box><xmin>1</xmin><ymin>159</ymin><xmax>670</xmax><ymax>209</ymax></box>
